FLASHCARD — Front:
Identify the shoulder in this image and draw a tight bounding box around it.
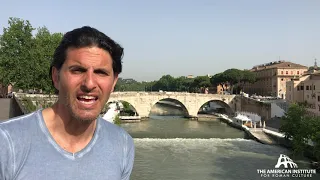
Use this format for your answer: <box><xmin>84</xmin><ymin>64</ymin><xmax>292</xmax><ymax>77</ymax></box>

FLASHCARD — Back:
<box><xmin>98</xmin><ymin>118</ymin><xmax>134</xmax><ymax>146</ymax></box>
<box><xmin>0</xmin><ymin>110</ymin><xmax>40</xmax><ymax>156</ymax></box>
<box><xmin>0</xmin><ymin>111</ymin><xmax>40</xmax><ymax>179</ymax></box>
<box><xmin>0</xmin><ymin>110</ymin><xmax>40</xmax><ymax>135</ymax></box>
<box><xmin>0</xmin><ymin>110</ymin><xmax>40</xmax><ymax>149</ymax></box>
<box><xmin>0</xmin><ymin>110</ymin><xmax>39</xmax><ymax>131</ymax></box>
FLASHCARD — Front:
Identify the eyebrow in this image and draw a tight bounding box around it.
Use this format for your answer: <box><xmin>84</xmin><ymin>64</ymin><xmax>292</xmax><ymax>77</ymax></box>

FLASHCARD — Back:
<box><xmin>68</xmin><ymin>65</ymin><xmax>110</xmax><ymax>73</ymax></box>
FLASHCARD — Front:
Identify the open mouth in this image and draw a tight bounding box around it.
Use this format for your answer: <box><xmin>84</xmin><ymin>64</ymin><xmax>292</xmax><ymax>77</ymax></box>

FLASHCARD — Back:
<box><xmin>77</xmin><ymin>95</ymin><xmax>98</xmax><ymax>105</ymax></box>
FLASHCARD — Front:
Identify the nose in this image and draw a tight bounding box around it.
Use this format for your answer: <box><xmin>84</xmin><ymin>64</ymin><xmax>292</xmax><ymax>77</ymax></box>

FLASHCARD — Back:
<box><xmin>81</xmin><ymin>70</ymin><xmax>96</xmax><ymax>92</ymax></box>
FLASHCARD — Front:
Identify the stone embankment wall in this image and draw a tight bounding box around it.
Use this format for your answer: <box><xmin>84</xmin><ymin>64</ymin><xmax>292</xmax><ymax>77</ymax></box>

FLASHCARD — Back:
<box><xmin>10</xmin><ymin>97</ymin><xmax>24</xmax><ymax>118</ymax></box>
<box><xmin>239</xmin><ymin>96</ymin><xmax>271</xmax><ymax>121</ymax></box>
<box><xmin>0</xmin><ymin>99</ymin><xmax>11</xmax><ymax>121</ymax></box>
<box><xmin>12</xmin><ymin>93</ymin><xmax>58</xmax><ymax>115</ymax></box>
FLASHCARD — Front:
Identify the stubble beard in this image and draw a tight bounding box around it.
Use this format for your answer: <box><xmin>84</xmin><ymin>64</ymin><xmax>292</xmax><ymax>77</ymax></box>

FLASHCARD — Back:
<box><xmin>63</xmin><ymin>94</ymin><xmax>99</xmax><ymax>124</ymax></box>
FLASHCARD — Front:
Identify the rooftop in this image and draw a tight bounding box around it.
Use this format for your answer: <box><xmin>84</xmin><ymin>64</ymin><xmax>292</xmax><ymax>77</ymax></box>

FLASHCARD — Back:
<box><xmin>252</xmin><ymin>61</ymin><xmax>308</xmax><ymax>71</ymax></box>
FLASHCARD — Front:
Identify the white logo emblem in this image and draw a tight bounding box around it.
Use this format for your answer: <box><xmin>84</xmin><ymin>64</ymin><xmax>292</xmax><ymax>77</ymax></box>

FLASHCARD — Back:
<box><xmin>275</xmin><ymin>154</ymin><xmax>298</xmax><ymax>169</ymax></box>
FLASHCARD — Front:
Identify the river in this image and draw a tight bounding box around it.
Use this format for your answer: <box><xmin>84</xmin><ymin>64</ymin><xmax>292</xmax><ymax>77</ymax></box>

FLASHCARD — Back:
<box><xmin>120</xmin><ymin>116</ymin><xmax>319</xmax><ymax>180</ymax></box>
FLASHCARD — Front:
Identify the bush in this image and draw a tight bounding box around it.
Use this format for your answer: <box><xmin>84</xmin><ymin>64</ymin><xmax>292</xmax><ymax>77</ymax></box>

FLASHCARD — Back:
<box><xmin>21</xmin><ymin>97</ymin><xmax>37</xmax><ymax>113</ymax></box>
<box><xmin>114</xmin><ymin>114</ymin><xmax>121</xmax><ymax>126</ymax></box>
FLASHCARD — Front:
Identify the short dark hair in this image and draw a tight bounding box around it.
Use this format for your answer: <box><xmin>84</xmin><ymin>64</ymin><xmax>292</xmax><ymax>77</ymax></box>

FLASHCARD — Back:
<box><xmin>49</xmin><ymin>26</ymin><xmax>123</xmax><ymax>92</ymax></box>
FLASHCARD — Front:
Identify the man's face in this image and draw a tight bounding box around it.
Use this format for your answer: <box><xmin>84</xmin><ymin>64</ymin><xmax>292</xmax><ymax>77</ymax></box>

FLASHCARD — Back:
<box><xmin>52</xmin><ymin>46</ymin><xmax>118</xmax><ymax>122</ymax></box>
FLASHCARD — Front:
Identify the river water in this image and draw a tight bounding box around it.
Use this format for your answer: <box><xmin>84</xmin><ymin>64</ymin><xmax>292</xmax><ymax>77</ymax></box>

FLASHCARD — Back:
<box><xmin>120</xmin><ymin>116</ymin><xmax>319</xmax><ymax>180</ymax></box>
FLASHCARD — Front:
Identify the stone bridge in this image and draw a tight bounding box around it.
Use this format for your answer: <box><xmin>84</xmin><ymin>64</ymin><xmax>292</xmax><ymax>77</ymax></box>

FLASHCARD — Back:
<box><xmin>108</xmin><ymin>92</ymin><xmax>241</xmax><ymax>118</ymax></box>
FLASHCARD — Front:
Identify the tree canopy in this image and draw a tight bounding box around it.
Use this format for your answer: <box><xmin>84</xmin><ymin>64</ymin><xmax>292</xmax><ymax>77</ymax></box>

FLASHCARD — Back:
<box><xmin>210</xmin><ymin>68</ymin><xmax>256</xmax><ymax>94</ymax></box>
<box><xmin>0</xmin><ymin>17</ymin><xmax>62</xmax><ymax>93</ymax></box>
<box><xmin>280</xmin><ymin>103</ymin><xmax>320</xmax><ymax>160</ymax></box>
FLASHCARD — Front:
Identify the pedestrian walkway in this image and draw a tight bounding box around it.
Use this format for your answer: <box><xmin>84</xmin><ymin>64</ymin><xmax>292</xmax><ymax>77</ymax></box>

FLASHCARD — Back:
<box><xmin>0</xmin><ymin>98</ymin><xmax>11</xmax><ymax>121</ymax></box>
<box><xmin>249</xmin><ymin>128</ymin><xmax>277</xmax><ymax>145</ymax></box>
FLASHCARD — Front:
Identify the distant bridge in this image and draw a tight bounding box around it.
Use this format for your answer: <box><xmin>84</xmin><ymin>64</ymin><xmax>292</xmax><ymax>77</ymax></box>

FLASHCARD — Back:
<box><xmin>11</xmin><ymin>92</ymin><xmax>243</xmax><ymax>119</ymax></box>
<box><xmin>108</xmin><ymin>92</ymin><xmax>241</xmax><ymax>118</ymax></box>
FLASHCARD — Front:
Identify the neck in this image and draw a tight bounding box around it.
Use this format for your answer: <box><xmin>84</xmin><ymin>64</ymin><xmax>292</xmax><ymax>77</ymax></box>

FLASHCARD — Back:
<box><xmin>42</xmin><ymin>103</ymin><xmax>97</xmax><ymax>153</ymax></box>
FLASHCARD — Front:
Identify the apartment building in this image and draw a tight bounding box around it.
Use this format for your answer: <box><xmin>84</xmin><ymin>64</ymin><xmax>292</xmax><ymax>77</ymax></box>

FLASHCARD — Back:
<box><xmin>286</xmin><ymin>71</ymin><xmax>320</xmax><ymax>116</ymax></box>
<box><xmin>208</xmin><ymin>84</ymin><xmax>231</xmax><ymax>94</ymax></box>
<box><xmin>243</xmin><ymin>61</ymin><xmax>308</xmax><ymax>98</ymax></box>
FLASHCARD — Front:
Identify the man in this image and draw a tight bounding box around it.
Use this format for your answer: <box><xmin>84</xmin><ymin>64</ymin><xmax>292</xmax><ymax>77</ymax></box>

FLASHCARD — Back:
<box><xmin>0</xmin><ymin>26</ymin><xmax>135</xmax><ymax>180</ymax></box>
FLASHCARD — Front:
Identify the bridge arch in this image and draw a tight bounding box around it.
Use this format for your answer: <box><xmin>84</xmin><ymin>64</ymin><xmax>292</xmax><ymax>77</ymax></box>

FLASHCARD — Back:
<box><xmin>150</xmin><ymin>98</ymin><xmax>189</xmax><ymax>117</ymax></box>
<box><xmin>105</xmin><ymin>100</ymin><xmax>140</xmax><ymax>116</ymax></box>
<box><xmin>198</xmin><ymin>100</ymin><xmax>234</xmax><ymax>115</ymax></box>
<box><xmin>106</xmin><ymin>98</ymin><xmax>142</xmax><ymax>117</ymax></box>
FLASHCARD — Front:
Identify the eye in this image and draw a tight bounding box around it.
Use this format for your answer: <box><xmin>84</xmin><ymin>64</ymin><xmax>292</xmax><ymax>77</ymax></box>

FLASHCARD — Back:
<box><xmin>95</xmin><ymin>69</ymin><xmax>109</xmax><ymax>76</ymax></box>
<box><xmin>70</xmin><ymin>67</ymin><xmax>86</xmax><ymax>74</ymax></box>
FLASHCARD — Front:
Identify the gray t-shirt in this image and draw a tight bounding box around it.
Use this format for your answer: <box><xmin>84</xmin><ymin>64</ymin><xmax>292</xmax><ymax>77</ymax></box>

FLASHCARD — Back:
<box><xmin>0</xmin><ymin>109</ymin><xmax>135</xmax><ymax>180</ymax></box>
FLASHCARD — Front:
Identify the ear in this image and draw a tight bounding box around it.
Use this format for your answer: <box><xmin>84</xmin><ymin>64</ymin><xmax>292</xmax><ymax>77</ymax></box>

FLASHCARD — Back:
<box><xmin>52</xmin><ymin>67</ymin><xmax>60</xmax><ymax>91</ymax></box>
<box><xmin>111</xmin><ymin>73</ymin><xmax>119</xmax><ymax>92</ymax></box>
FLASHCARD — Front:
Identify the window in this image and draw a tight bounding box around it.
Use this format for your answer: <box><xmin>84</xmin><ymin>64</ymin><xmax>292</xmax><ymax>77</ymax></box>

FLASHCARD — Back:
<box><xmin>318</xmin><ymin>96</ymin><xmax>320</xmax><ymax>102</ymax></box>
<box><xmin>314</xmin><ymin>85</ymin><xmax>316</xmax><ymax>90</ymax></box>
<box><xmin>291</xmin><ymin>71</ymin><xmax>293</xmax><ymax>75</ymax></box>
<box><xmin>286</xmin><ymin>71</ymin><xmax>288</xmax><ymax>74</ymax></box>
<box><xmin>301</xmin><ymin>86</ymin><xmax>304</xmax><ymax>90</ymax></box>
<box><xmin>297</xmin><ymin>86</ymin><xmax>300</xmax><ymax>91</ymax></box>
<box><xmin>306</xmin><ymin>86</ymin><xmax>309</xmax><ymax>90</ymax></box>
<box><xmin>297</xmin><ymin>71</ymin><xmax>300</xmax><ymax>75</ymax></box>
<box><xmin>281</xmin><ymin>71</ymin><xmax>283</xmax><ymax>75</ymax></box>
<box><xmin>281</xmin><ymin>78</ymin><xmax>284</xmax><ymax>81</ymax></box>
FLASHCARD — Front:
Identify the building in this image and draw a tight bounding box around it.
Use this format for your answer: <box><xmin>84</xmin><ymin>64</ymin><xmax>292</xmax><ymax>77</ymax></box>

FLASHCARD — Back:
<box><xmin>286</xmin><ymin>64</ymin><xmax>320</xmax><ymax>116</ymax></box>
<box><xmin>243</xmin><ymin>61</ymin><xmax>308</xmax><ymax>98</ymax></box>
<box><xmin>216</xmin><ymin>84</ymin><xmax>230</xmax><ymax>94</ymax></box>
<box><xmin>208</xmin><ymin>84</ymin><xmax>231</xmax><ymax>94</ymax></box>
<box><xmin>0</xmin><ymin>83</ymin><xmax>13</xmax><ymax>98</ymax></box>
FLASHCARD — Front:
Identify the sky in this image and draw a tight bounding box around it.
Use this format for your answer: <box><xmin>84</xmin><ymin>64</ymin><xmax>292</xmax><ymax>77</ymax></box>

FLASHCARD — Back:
<box><xmin>0</xmin><ymin>0</ymin><xmax>320</xmax><ymax>81</ymax></box>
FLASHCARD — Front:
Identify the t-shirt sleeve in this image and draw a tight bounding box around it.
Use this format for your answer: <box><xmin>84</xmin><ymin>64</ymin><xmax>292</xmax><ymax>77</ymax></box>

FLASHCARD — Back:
<box><xmin>0</xmin><ymin>127</ymin><xmax>14</xmax><ymax>180</ymax></box>
<box><xmin>121</xmin><ymin>134</ymin><xmax>135</xmax><ymax>180</ymax></box>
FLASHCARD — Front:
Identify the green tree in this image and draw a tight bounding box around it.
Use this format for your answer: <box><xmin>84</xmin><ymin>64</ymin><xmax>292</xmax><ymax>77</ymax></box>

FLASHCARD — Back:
<box><xmin>191</xmin><ymin>76</ymin><xmax>211</xmax><ymax>93</ymax></box>
<box><xmin>174</xmin><ymin>76</ymin><xmax>192</xmax><ymax>92</ymax></box>
<box><xmin>0</xmin><ymin>18</ymin><xmax>62</xmax><ymax>93</ymax></box>
<box><xmin>0</xmin><ymin>17</ymin><xmax>35</xmax><ymax>89</ymax></box>
<box><xmin>241</xmin><ymin>70</ymin><xmax>256</xmax><ymax>84</ymax></box>
<box><xmin>279</xmin><ymin>103</ymin><xmax>318</xmax><ymax>158</ymax></box>
<box><xmin>114</xmin><ymin>78</ymin><xmax>147</xmax><ymax>91</ymax></box>
<box><xmin>223</xmin><ymin>68</ymin><xmax>243</xmax><ymax>94</ymax></box>
<box><xmin>210</xmin><ymin>73</ymin><xmax>228</xmax><ymax>91</ymax></box>
<box><xmin>210</xmin><ymin>69</ymin><xmax>256</xmax><ymax>94</ymax></box>
<box><xmin>238</xmin><ymin>70</ymin><xmax>256</xmax><ymax>93</ymax></box>
<box><xmin>153</xmin><ymin>75</ymin><xmax>175</xmax><ymax>91</ymax></box>
<box><xmin>308</xmin><ymin>66</ymin><xmax>320</xmax><ymax>71</ymax></box>
<box><xmin>182</xmin><ymin>77</ymin><xmax>194</xmax><ymax>92</ymax></box>
<box><xmin>114</xmin><ymin>114</ymin><xmax>121</xmax><ymax>126</ymax></box>
<box><xmin>32</xmin><ymin>27</ymin><xmax>63</xmax><ymax>93</ymax></box>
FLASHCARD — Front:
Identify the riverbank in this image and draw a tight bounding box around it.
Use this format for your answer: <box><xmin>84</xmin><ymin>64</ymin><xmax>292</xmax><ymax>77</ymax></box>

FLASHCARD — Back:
<box><xmin>217</xmin><ymin>116</ymin><xmax>276</xmax><ymax>144</ymax></box>
<box><xmin>218</xmin><ymin>115</ymin><xmax>320</xmax><ymax>171</ymax></box>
